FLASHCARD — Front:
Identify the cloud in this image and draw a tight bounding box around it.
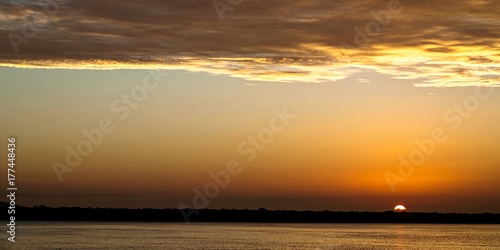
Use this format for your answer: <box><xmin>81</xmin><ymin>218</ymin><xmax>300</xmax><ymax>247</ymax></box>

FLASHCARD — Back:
<box><xmin>0</xmin><ymin>0</ymin><xmax>499</xmax><ymax>86</ymax></box>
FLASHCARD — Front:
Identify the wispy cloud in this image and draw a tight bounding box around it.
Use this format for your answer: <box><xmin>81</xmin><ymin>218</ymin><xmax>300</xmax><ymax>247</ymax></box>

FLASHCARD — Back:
<box><xmin>1</xmin><ymin>0</ymin><xmax>499</xmax><ymax>86</ymax></box>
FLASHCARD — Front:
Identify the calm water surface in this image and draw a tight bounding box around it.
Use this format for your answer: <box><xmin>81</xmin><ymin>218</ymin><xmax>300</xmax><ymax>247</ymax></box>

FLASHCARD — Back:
<box><xmin>2</xmin><ymin>222</ymin><xmax>499</xmax><ymax>249</ymax></box>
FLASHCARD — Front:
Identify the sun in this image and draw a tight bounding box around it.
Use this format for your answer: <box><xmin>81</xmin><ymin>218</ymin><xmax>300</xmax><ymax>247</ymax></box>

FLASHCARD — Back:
<box><xmin>394</xmin><ymin>205</ymin><xmax>406</xmax><ymax>212</ymax></box>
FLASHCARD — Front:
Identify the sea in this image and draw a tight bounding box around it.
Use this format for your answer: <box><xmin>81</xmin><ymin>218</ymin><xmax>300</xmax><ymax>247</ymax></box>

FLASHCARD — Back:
<box><xmin>2</xmin><ymin>222</ymin><xmax>499</xmax><ymax>249</ymax></box>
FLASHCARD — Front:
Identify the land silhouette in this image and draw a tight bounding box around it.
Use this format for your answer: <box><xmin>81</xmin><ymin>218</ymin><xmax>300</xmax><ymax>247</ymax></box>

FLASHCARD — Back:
<box><xmin>2</xmin><ymin>202</ymin><xmax>499</xmax><ymax>223</ymax></box>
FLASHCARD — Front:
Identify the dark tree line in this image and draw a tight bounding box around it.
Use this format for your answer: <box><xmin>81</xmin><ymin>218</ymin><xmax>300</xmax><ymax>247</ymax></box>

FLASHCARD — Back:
<box><xmin>2</xmin><ymin>202</ymin><xmax>499</xmax><ymax>223</ymax></box>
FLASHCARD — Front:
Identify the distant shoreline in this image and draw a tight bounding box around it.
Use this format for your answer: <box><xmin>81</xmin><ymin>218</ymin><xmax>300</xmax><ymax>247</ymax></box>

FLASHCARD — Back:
<box><xmin>2</xmin><ymin>203</ymin><xmax>499</xmax><ymax>224</ymax></box>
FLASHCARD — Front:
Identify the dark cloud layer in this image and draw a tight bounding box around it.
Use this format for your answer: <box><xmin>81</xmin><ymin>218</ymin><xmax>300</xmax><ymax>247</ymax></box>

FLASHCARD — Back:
<box><xmin>0</xmin><ymin>0</ymin><xmax>499</xmax><ymax>86</ymax></box>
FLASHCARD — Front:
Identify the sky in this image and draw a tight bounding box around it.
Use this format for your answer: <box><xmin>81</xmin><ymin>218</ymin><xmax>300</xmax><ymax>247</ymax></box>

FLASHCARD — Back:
<box><xmin>1</xmin><ymin>0</ymin><xmax>499</xmax><ymax>213</ymax></box>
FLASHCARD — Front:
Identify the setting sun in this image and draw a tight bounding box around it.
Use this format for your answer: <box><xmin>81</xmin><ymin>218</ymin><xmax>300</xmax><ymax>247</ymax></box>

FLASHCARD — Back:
<box><xmin>394</xmin><ymin>205</ymin><xmax>407</xmax><ymax>212</ymax></box>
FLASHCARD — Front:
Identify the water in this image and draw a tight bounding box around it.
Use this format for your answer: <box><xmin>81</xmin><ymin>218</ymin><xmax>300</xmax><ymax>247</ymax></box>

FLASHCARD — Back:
<box><xmin>2</xmin><ymin>222</ymin><xmax>499</xmax><ymax>249</ymax></box>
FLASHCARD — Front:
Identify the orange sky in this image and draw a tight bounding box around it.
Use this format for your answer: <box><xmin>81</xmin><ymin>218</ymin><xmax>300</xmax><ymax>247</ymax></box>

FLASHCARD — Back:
<box><xmin>1</xmin><ymin>68</ymin><xmax>499</xmax><ymax>212</ymax></box>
